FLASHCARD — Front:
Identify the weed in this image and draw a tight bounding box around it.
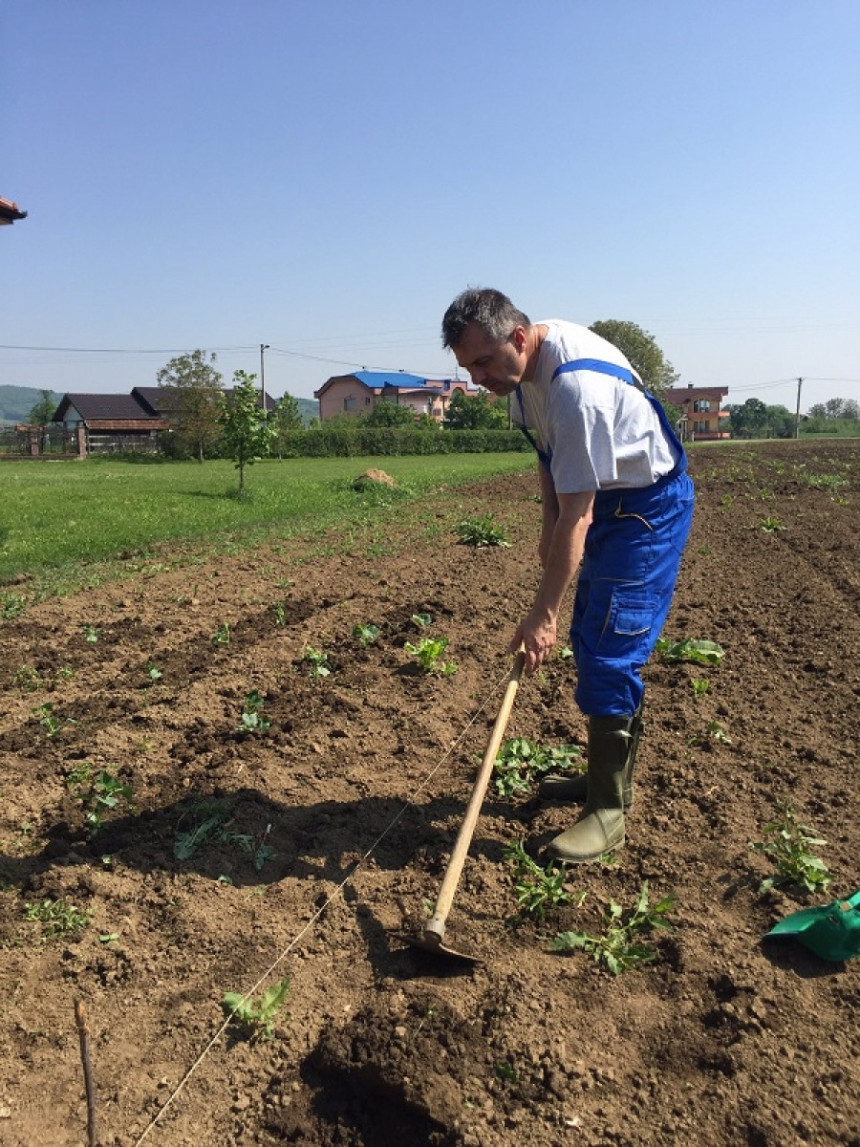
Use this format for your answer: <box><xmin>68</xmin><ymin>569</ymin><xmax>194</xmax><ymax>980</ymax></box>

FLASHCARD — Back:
<box><xmin>404</xmin><ymin>635</ymin><xmax>457</xmax><ymax>676</ymax></box>
<box><xmin>222</xmin><ymin>978</ymin><xmax>290</xmax><ymax>1041</ymax></box>
<box><xmin>719</xmin><ymin>494</ymin><xmax>734</xmax><ymax>509</ymax></box>
<box><xmin>212</xmin><ymin>622</ymin><xmax>231</xmax><ymax>646</ymax></box>
<box><xmin>798</xmin><ymin>472</ymin><xmax>848</xmax><ymax>491</ymax></box>
<box><xmin>503</xmin><ymin>839</ymin><xmax>582</xmax><ymax>923</ymax></box>
<box><xmin>548</xmin><ymin>882</ymin><xmax>676</xmax><ymax>974</ymax></box>
<box><xmin>220</xmin><ymin>824</ymin><xmax>276</xmax><ymax>873</ymax></box>
<box><xmin>144</xmin><ymin>662</ymin><xmax>163</xmax><ymax>684</ymax></box>
<box><xmin>494</xmin><ymin>1060</ymin><xmax>518</xmax><ymax>1084</ymax></box>
<box><xmin>411</xmin><ymin>612</ymin><xmax>432</xmax><ymax>629</ymax></box>
<box><xmin>690</xmin><ymin>677</ymin><xmax>710</xmax><ymax>698</ymax></box>
<box><xmin>270</xmin><ymin>600</ymin><xmax>288</xmax><ymax>626</ymax></box>
<box><xmin>352</xmin><ymin>622</ymin><xmax>380</xmax><ymax>647</ymax></box>
<box><xmin>302</xmin><ymin>645</ymin><xmax>331</xmax><ymax>678</ymax></box>
<box><xmin>13</xmin><ymin>666</ymin><xmax>42</xmax><ymax>692</ymax></box>
<box><xmin>493</xmin><ymin>737</ymin><xmax>583</xmax><ymax>798</ymax></box>
<box><xmin>174</xmin><ymin>805</ymin><xmax>229</xmax><ymax>860</ymax></box>
<box><xmin>57</xmin><ymin>665</ymin><xmax>76</xmax><ymax>682</ymax></box>
<box><xmin>82</xmin><ymin>624</ymin><xmax>100</xmax><ymax>644</ymax></box>
<box><xmin>25</xmin><ymin>898</ymin><xmax>91</xmax><ymax>940</ymax></box>
<box><xmin>759</xmin><ymin>516</ymin><xmax>785</xmax><ymax>533</ymax></box>
<box><xmin>2</xmin><ymin>594</ymin><xmax>27</xmax><ymax>619</ymax></box>
<box><xmin>454</xmin><ymin>515</ymin><xmax>511</xmax><ymax>548</ymax></box>
<box><xmin>236</xmin><ymin>689</ymin><xmax>271</xmax><ymax>735</ymax></box>
<box><xmin>751</xmin><ymin>803</ymin><xmax>831</xmax><ymax>895</ymax></box>
<box><xmin>655</xmin><ymin>638</ymin><xmax>724</xmax><ymax>666</ymax></box>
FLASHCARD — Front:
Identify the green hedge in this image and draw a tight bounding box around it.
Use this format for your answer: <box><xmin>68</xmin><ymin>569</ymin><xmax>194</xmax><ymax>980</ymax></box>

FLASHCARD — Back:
<box><xmin>275</xmin><ymin>427</ymin><xmax>531</xmax><ymax>457</ymax></box>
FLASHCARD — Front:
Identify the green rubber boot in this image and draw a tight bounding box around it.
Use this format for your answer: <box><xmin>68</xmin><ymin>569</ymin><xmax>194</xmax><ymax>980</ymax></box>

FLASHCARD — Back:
<box><xmin>544</xmin><ymin>714</ymin><xmax>635</xmax><ymax>864</ymax></box>
<box><xmin>539</xmin><ymin>704</ymin><xmax>643</xmax><ymax>811</ymax></box>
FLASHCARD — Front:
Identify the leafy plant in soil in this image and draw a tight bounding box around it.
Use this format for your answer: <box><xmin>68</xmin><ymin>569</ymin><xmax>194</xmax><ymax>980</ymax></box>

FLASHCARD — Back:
<box><xmin>25</xmin><ymin>898</ymin><xmax>91</xmax><ymax>940</ymax></box>
<box><xmin>687</xmin><ymin>720</ymin><xmax>732</xmax><ymax>747</ymax></box>
<box><xmin>212</xmin><ymin>622</ymin><xmax>231</xmax><ymax>646</ymax></box>
<box><xmin>34</xmin><ymin>701</ymin><xmax>75</xmax><ymax>739</ymax></box>
<box><xmin>493</xmin><ymin>737</ymin><xmax>583</xmax><ymax>798</ymax></box>
<box><xmin>404</xmin><ymin>635</ymin><xmax>457</xmax><ymax>676</ymax></box>
<box><xmin>144</xmin><ymin>661</ymin><xmax>163</xmax><ymax>684</ymax></box>
<box><xmin>750</xmin><ymin>803</ymin><xmax>832</xmax><ymax>896</ymax></box>
<box><xmin>655</xmin><ymin>637</ymin><xmax>725</xmax><ymax>665</ymax></box>
<box><xmin>67</xmin><ymin>764</ymin><xmax>133</xmax><ymax>835</ymax></box>
<box><xmin>302</xmin><ymin>645</ymin><xmax>331</xmax><ymax>678</ymax></box>
<box><xmin>503</xmin><ymin>839</ymin><xmax>583</xmax><ymax>924</ymax></box>
<box><xmin>760</xmin><ymin>515</ymin><xmax>785</xmax><ymax>533</ymax></box>
<box><xmin>222</xmin><ymin>978</ymin><xmax>290</xmax><ymax>1041</ymax></box>
<box><xmin>352</xmin><ymin>622</ymin><xmax>380</xmax><ymax>647</ymax></box>
<box><xmin>548</xmin><ymin>882</ymin><xmax>676</xmax><ymax>974</ymax></box>
<box><xmin>82</xmin><ymin>624</ymin><xmax>100</xmax><ymax>644</ymax></box>
<box><xmin>236</xmin><ymin>689</ymin><xmax>271</xmax><ymax>735</ymax></box>
<box><xmin>13</xmin><ymin>665</ymin><xmax>42</xmax><ymax>692</ymax></box>
<box><xmin>454</xmin><ymin>514</ymin><xmax>511</xmax><ymax>548</ymax></box>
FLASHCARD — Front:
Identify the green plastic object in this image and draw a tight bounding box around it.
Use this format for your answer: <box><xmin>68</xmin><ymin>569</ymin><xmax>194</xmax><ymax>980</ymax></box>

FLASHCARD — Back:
<box><xmin>765</xmin><ymin>890</ymin><xmax>860</xmax><ymax>962</ymax></box>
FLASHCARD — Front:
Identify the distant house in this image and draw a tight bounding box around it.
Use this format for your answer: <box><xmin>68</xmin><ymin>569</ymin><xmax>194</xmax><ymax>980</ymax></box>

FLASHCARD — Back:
<box><xmin>314</xmin><ymin>371</ymin><xmax>477</xmax><ymax>423</ymax></box>
<box><xmin>0</xmin><ymin>196</ymin><xmax>27</xmax><ymax>226</ymax></box>
<box><xmin>52</xmin><ymin>387</ymin><xmax>276</xmax><ymax>454</ymax></box>
<box><xmin>664</xmin><ymin>383</ymin><xmax>730</xmax><ymax>441</ymax></box>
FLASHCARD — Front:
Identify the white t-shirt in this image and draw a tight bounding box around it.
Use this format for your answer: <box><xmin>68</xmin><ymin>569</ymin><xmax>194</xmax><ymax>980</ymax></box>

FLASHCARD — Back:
<box><xmin>512</xmin><ymin>320</ymin><xmax>680</xmax><ymax>493</ymax></box>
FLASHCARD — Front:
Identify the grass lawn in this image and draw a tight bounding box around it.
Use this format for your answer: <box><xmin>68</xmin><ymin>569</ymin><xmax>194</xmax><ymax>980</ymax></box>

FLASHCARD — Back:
<box><xmin>1</xmin><ymin>453</ymin><xmax>533</xmax><ymax>595</ymax></box>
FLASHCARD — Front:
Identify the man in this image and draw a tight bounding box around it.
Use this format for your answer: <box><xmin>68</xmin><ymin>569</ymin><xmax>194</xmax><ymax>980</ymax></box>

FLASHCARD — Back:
<box><xmin>441</xmin><ymin>288</ymin><xmax>694</xmax><ymax>863</ymax></box>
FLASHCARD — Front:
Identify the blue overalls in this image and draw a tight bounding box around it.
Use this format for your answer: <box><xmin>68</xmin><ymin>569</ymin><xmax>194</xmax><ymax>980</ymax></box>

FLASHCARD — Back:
<box><xmin>516</xmin><ymin>360</ymin><xmax>695</xmax><ymax>717</ymax></box>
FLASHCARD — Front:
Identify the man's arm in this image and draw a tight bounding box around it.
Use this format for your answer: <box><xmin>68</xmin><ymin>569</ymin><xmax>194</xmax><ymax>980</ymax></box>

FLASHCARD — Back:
<box><xmin>537</xmin><ymin>462</ymin><xmax>559</xmax><ymax>568</ymax></box>
<box><xmin>511</xmin><ymin>487</ymin><xmax>594</xmax><ymax>674</ymax></box>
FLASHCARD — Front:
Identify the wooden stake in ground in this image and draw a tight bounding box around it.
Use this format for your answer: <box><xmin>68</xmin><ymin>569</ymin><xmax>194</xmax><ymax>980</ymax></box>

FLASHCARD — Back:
<box><xmin>74</xmin><ymin>999</ymin><xmax>99</xmax><ymax>1147</ymax></box>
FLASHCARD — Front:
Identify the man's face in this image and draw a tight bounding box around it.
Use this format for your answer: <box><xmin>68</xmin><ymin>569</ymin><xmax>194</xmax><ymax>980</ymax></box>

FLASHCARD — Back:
<box><xmin>452</xmin><ymin>322</ymin><xmax>527</xmax><ymax>397</ymax></box>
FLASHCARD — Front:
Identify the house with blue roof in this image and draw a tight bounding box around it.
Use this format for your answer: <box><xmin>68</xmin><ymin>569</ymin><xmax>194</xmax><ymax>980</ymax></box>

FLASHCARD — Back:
<box><xmin>314</xmin><ymin>370</ymin><xmax>478</xmax><ymax>423</ymax></box>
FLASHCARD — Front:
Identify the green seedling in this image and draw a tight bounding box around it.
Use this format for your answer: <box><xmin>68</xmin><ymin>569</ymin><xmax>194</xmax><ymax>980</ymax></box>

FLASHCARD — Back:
<box><xmin>454</xmin><ymin>515</ymin><xmax>511</xmax><ymax>548</ymax></box>
<box><xmin>655</xmin><ymin>638</ymin><xmax>724</xmax><ymax>666</ymax></box>
<box><xmin>751</xmin><ymin>803</ymin><xmax>831</xmax><ymax>896</ymax></box>
<box><xmin>14</xmin><ymin>665</ymin><xmax>42</xmax><ymax>692</ymax></box>
<box><xmin>212</xmin><ymin>622</ymin><xmax>231</xmax><ymax>646</ymax></box>
<box><xmin>270</xmin><ymin>600</ymin><xmax>288</xmax><ymax>626</ymax></box>
<box><xmin>144</xmin><ymin>662</ymin><xmax>163</xmax><ymax>684</ymax></box>
<box><xmin>302</xmin><ymin>645</ymin><xmax>331</xmax><ymax>678</ymax></box>
<box><xmin>549</xmin><ymin>882</ymin><xmax>676</xmax><ymax>974</ymax></box>
<box><xmin>494</xmin><ymin>1060</ymin><xmax>518</xmax><ymax>1084</ymax></box>
<box><xmin>494</xmin><ymin>737</ymin><xmax>583</xmax><ymax>798</ymax></box>
<box><xmin>67</xmin><ymin>765</ymin><xmax>133</xmax><ymax>834</ymax></box>
<box><xmin>760</xmin><ymin>516</ymin><xmax>785</xmax><ymax>533</ymax></box>
<box><xmin>82</xmin><ymin>624</ymin><xmax>100</xmax><ymax>644</ymax></box>
<box><xmin>411</xmin><ymin>612</ymin><xmax>432</xmax><ymax>629</ymax></box>
<box><xmin>220</xmin><ymin>824</ymin><xmax>276</xmax><ymax>872</ymax></box>
<box><xmin>34</xmin><ymin>701</ymin><xmax>75</xmax><ymax>739</ymax></box>
<box><xmin>236</xmin><ymin>689</ymin><xmax>271</xmax><ymax>735</ymax></box>
<box><xmin>799</xmin><ymin>472</ymin><xmax>848</xmax><ymax>491</ymax></box>
<box><xmin>222</xmin><ymin>978</ymin><xmax>290</xmax><ymax>1041</ymax></box>
<box><xmin>352</xmin><ymin>622</ymin><xmax>380</xmax><ymax>647</ymax></box>
<box><xmin>57</xmin><ymin>665</ymin><xmax>76</xmax><ymax>682</ymax></box>
<box><xmin>25</xmin><ymin>898</ymin><xmax>91</xmax><ymax>940</ymax></box>
<box><xmin>690</xmin><ymin>677</ymin><xmax>710</xmax><ymax>698</ymax></box>
<box><xmin>174</xmin><ymin>805</ymin><xmax>229</xmax><ymax>860</ymax></box>
<box><xmin>503</xmin><ymin>839</ymin><xmax>582</xmax><ymax>923</ymax></box>
<box><xmin>687</xmin><ymin>720</ymin><xmax>731</xmax><ymax>747</ymax></box>
<box><xmin>404</xmin><ymin>635</ymin><xmax>457</xmax><ymax>676</ymax></box>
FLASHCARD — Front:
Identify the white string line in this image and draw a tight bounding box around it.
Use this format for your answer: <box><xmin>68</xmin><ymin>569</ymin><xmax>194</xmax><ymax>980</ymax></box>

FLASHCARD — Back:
<box><xmin>132</xmin><ymin>658</ymin><xmax>517</xmax><ymax>1146</ymax></box>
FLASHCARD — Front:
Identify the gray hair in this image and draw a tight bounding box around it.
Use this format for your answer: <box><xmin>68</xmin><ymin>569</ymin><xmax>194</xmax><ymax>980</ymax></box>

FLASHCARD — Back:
<box><xmin>441</xmin><ymin>288</ymin><xmax>531</xmax><ymax>349</ymax></box>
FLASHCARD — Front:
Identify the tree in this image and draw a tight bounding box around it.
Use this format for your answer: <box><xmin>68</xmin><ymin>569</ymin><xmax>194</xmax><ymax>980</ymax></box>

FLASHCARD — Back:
<box><xmin>443</xmin><ymin>389</ymin><xmax>508</xmax><ymax>430</ymax></box>
<box><xmin>364</xmin><ymin>400</ymin><xmax>417</xmax><ymax>427</ymax></box>
<box><xmin>27</xmin><ymin>389</ymin><xmax>57</xmax><ymax>426</ymax></box>
<box><xmin>726</xmin><ymin>398</ymin><xmax>769</xmax><ymax>439</ymax></box>
<box><xmin>218</xmin><ymin>371</ymin><xmax>275</xmax><ymax>491</ymax></box>
<box><xmin>271</xmin><ymin>393</ymin><xmax>304</xmax><ymax>459</ymax></box>
<box><xmin>588</xmin><ymin>320</ymin><xmax>679</xmax><ymax>395</ymax></box>
<box><xmin>157</xmin><ymin>349</ymin><xmax>223</xmax><ymax>462</ymax></box>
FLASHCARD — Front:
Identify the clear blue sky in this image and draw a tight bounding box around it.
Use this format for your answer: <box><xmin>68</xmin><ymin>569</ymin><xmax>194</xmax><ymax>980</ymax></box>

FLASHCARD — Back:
<box><xmin>2</xmin><ymin>0</ymin><xmax>858</xmax><ymax>413</ymax></box>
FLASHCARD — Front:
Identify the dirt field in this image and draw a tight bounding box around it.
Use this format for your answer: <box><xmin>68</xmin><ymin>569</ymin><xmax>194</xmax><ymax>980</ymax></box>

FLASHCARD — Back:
<box><xmin>1</xmin><ymin>439</ymin><xmax>858</xmax><ymax>1147</ymax></box>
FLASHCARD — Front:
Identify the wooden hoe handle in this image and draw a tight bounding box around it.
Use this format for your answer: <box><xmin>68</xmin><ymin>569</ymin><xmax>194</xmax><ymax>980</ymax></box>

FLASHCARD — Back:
<box><xmin>424</xmin><ymin>649</ymin><xmax>526</xmax><ymax>942</ymax></box>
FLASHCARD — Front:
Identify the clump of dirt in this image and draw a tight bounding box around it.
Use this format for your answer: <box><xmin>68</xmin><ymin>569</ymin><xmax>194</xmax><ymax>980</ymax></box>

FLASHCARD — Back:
<box><xmin>0</xmin><ymin>440</ymin><xmax>858</xmax><ymax>1146</ymax></box>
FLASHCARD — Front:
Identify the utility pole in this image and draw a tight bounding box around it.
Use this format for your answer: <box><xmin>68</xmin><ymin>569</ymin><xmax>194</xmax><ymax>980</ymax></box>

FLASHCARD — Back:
<box><xmin>260</xmin><ymin>344</ymin><xmax>270</xmax><ymax>412</ymax></box>
<box><xmin>794</xmin><ymin>377</ymin><xmax>803</xmax><ymax>439</ymax></box>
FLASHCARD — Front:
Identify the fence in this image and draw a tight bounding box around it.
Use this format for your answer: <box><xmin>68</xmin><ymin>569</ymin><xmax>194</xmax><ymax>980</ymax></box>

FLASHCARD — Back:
<box><xmin>0</xmin><ymin>425</ymin><xmax>83</xmax><ymax>458</ymax></box>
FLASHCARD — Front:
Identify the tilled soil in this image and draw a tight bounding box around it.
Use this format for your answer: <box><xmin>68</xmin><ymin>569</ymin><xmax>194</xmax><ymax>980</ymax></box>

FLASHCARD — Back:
<box><xmin>1</xmin><ymin>439</ymin><xmax>858</xmax><ymax>1147</ymax></box>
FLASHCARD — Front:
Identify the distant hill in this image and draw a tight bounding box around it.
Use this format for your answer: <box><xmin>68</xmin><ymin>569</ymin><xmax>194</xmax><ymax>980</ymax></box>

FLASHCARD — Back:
<box><xmin>0</xmin><ymin>385</ymin><xmax>63</xmax><ymax>425</ymax></box>
<box><xmin>294</xmin><ymin>396</ymin><xmax>319</xmax><ymax>425</ymax></box>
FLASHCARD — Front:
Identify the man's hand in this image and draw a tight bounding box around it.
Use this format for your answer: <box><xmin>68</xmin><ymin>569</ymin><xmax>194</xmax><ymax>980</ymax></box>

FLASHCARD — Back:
<box><xmin>509</xmin><ymin>609</ymin><xmax>557</xmax><ymax>674</ymax></box>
